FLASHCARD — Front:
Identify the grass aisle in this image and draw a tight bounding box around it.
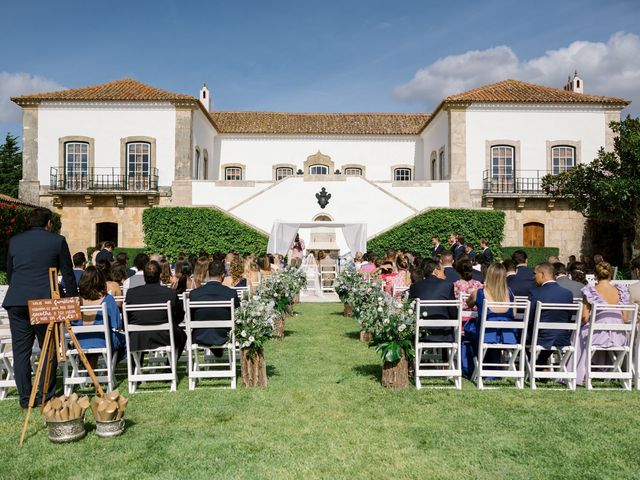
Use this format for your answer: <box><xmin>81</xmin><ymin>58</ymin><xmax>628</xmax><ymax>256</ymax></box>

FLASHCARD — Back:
<box><xmin>1</xmin><ymin>302</ymin><xmax>640</xmax><ymax>479</ymax></box>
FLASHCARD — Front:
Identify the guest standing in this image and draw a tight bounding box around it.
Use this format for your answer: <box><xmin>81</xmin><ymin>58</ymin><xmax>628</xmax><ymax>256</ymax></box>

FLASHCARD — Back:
<box><xmin>289</xmin><ymin>234</ymin><xmax>305</xmax><ymax>268</ymax></box>
<box><xmin>95</xmin><ymin>241</ymin><xmax>115</xmax><ymax>264</ymax></box>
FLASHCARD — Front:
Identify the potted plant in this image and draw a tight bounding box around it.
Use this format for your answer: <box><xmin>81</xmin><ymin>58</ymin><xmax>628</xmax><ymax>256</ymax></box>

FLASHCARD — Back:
<box><xmin>259</xmin><ymin>268</ymin><xmax>306</xmax><ymax>337</ymax></box>
<box><xmin>348</xmin><ymin>277</ymin><xmax>383</xmax><ymax>342</ymax></box>
<box><xmin>334</xmin><ymin>266</ymin><xmax>361</xmax><ymax>317</ymax></box>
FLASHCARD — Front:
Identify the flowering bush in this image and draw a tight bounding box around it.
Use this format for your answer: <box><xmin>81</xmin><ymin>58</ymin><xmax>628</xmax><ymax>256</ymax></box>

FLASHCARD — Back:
<box><xmin>347</xmin><ymin>277</ymin><xmax>383</xmax><ymax>322</ymax></box>
<box><xmin>259</xmin><ymin>267</ymin><xmax>306</xmax><ymax>313</ymax></box>
<box><xmin>235</xmin><ymin>294</ymin><xmax>279</xmax><ymax>357</ymax></box>
<box><xmin>333</xmin><ymin>266</ymin><xmax>361</xmax><ymax>302</ymax></box>
<box><xmin>369</xmin><ymin>295</ymin><xmax>416</xmax><ymax>363</ymax></box>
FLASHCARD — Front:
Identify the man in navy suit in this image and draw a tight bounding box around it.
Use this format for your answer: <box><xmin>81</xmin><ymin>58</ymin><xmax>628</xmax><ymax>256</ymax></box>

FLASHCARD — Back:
<box><xmin>60</xmin><ymin>251</ymin><xmax>86</xmax><ymax>295</ymax></box>
<box><xmin>528</xmin><ymin>263</ymin><xmax>575</xmax><ymax>364</ymax></box>
<box><xmin>480</xmin><ymin>239</ymin><xmax>493</xmax><ymax>265</ymax></box>
<box><xmin>454</xmin><ymin>236</ymin><xmax>467</xmax><ymax>260</ymax></box>
<box><xmin>431</xmin><ymin>236</ymin><xmax>445</xmax><ymax>259</ymax></box>
<box><xmin>188</xmin><ymin>260</ymin><xmax>240</xmax><ymax>351</ymax></box>
<box><xmin>2</xmin><ymin>208</ymin><xmax>77</xmax><ymax>408</ymax></box>
<box><xmin>507</xmin><ymin>250</ymin><xmax>536</xmax><ymax>297</ymax></box>
<box><xmin>409</xmin><ymin>259</ymin><xmax>457</xmax><ymax>342</ymax></box>
<box><xmin>439</xmin><ymin>252</ymin><xmax>460</xmax><ymax>284</ymax></box>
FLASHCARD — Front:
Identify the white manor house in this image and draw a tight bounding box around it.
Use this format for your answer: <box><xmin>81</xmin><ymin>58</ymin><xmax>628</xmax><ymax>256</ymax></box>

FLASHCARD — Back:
<box><xmin>11</xmin><ymin>74</ymin><xmax>629</xmax><ymax>258</ymax></box>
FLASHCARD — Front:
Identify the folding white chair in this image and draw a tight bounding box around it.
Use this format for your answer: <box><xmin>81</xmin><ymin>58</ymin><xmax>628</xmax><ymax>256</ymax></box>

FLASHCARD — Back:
<box><xmin>320</xmin><ymin>264</ymin><xmax>337</xmax><ymax>293</ymax></box>
<box><xmin>232</xmin><ymin>286</ymin><xmax>249</xmax><ymax>300</ymax></box>
<box><xmin>585</xmin><ymin>303</ymin><xmax>638</xmax><ymax>391</ymax></box>
<box><xmin>184</xmin><ymin>299</ymin><xmax>236</xmax><ymax>390</ymax></box>
<box><xmin>392</xmin><ymin>285</ymin><xmax>410</xmax><ymax>299</ymax></box>
<box><xmin>527</xmin><ymin>301</ymin><xmax>583</xmax><ymax>390</ymax></box>
<box><xmin>0</xmin><ymin>320</ymin><xmax>16</xmax><ymax>400</ymax></box>
<box><xmin>63</xmin><ymin>303</ymin><xmax>118</xmax><ymax>395</ymax></box>
<box><xmin>414</xmin><ymin>299</ymin><xmax>463</xmax><ymax>389</ymax></box>
<box><xmin>122</xmin><ymin>301</ymin><xmax>178</xmax><ymax>393</ymax></box>
<box><xmin>474</xmin><ymin>299</ymin><xmax>530</xmax><ymax>389</ymax></box>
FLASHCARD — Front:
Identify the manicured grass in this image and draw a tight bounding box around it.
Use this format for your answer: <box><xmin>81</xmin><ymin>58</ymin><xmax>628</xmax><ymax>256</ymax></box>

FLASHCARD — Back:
<box><xmin>2</xmin><ymin>302</ymin><xmax>640</xmax><ymax>479</ymax></box>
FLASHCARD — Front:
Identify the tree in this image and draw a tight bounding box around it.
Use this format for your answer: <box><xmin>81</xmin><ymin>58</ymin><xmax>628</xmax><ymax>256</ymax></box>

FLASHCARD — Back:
<box><xmin>0</xmin><ymin>133</ymin><xmax>22</xmax><ymax>199</ymax></box>
<box><xmin>542</xmin><ymin>116</ymin><xmax>640</xmax><ymax>265</ymax></box>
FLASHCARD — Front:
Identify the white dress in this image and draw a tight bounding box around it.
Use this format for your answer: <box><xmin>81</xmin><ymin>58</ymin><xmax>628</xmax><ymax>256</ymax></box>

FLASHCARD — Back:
<box><xmin>300</xmin><ymin>254</ymin><xmax>322</xmax><ymax>296</ymax></box>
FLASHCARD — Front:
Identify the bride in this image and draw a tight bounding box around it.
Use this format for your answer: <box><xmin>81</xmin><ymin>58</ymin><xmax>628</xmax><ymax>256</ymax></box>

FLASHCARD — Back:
<box><xmin>300</xmin><ymin>253</ymin><xmax>322</xmax><ymax>296</ymax></box>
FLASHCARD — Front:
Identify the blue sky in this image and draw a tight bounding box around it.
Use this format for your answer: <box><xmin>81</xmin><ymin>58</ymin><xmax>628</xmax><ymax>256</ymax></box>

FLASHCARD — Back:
<box><xmin>1</xmin><ymin>0</ymin><xmax>639</xmax><ymax>140</ymax></box>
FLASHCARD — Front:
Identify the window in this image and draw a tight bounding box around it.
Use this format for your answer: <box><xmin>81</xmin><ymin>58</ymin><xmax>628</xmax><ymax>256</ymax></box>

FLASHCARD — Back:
<box><xmin>551</xmin><ymin>146</ymin><xmax>575</xmax><ymax>174</ymax></box>
<box><xmin>490</xmin><ymin>145</ymin><xmax>514</xmax><ymax>179</ymax></box>
<box><xmin>344</xmin><ymin>167</ymin><xmax>363</xmax><ymax>176</ymax></box>
<box><xmin>193</xmin><ymin>148</ymin><xmax>201</xmax><ymax>179</ymax></box>
<box><xmin>439</xmin><ymin>151</ymin><xmax>447</xmax><ymax>180</ymax></box>
<box><xmin>309</xmin><ymin>164</ymin><xmax>329</xmax><ymax>175</ymax></box>
<box><xmin>127</xmin><ymin>142</ymin><xmax>151</xmax><ymax>190</ymax></box>
<box><xmin>394</xmin><ymin>168</ymin><xmax>412</xmax><ymax>182</ymax></box>
<box><xmin>225</xmin><ymin>166</ymin><xmax>243</xmax><ymax>181</ymax></box>
<box><xmin>276</xmin><ymin>167</ymin><xmax>294</xmax><ymax>180</ymax></box>
<box><xmin>65</xmin><ymin>142</ymin><xmax>89</xmax><ymax>190</ymax></box>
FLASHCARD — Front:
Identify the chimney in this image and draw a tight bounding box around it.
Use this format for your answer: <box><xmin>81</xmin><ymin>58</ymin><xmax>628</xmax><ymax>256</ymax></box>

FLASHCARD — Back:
<box><xmin>564</xmin><ymin>71</ymin><xmax>583</xmax><ymax>94</ymax></box>
<box><xmin>199</xmin><ymin>84</ymin><xmax>211</xmax><ymax>110</ymax></box>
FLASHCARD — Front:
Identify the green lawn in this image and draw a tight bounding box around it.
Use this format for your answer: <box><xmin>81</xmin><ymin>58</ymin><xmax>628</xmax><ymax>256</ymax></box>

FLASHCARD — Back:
<box><xmin>2</xmin><ymin>302</ymin><xmax>640</xmax><ymax>479</ymax></box>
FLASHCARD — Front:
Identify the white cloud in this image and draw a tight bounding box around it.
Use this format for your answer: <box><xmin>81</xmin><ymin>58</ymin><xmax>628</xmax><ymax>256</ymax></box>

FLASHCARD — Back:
<box><xmin>0</xmin><ymin>72</ymin><xmax>64</xmax><ymax>123</ymax></box>
<box><xmin>394</xmin><ymin>32</ymin><xmax>640</xmax><ymax>115</ymax></box>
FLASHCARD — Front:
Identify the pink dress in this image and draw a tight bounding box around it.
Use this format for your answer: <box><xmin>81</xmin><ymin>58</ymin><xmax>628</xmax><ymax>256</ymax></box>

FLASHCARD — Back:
<box><xmin>575</xmin><ymin>284</ymin><xmax>630</xmax><ymax>385</ymax></box>
<box><xmin>454</xmin><ymin>279</ymin><xmax>483</xmax><ymax>325</ymax></box>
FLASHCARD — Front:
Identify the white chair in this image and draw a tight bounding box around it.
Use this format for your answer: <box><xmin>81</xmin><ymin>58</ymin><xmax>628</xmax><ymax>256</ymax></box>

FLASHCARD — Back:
<box><xmin>414</xmin><ymin>299</ymin><xmax>463</xmax><ymax>390</ymax></box>
<box><xmin>232</xmin><ymin>286</ymin><xmax>249</xmax><ymax>299</ymax></box>
<box><xmin>0</xmin><ymin>320</ymin><xmax>15</xmax><ymax>400</ymax></box>
<box><xmin>527</xmin><ymin>301</ymin><xmax>583</xmax><ymax>390</ymax></box>
<box><xmin>392</xmin><ymin>285</ymin><xmax>410</xmax><ymax>299</ymax></box>
<box><xmin>184</xmin><ymin>299</ymin><xmax>236</xmax><ymax>390</ymax></box>
<box><xmin>585</xmin><ymin>303</ymin><xmax>638</xmax><ymax>390</ymax></box>
<box><xmin>320</xmin><ymin>263</ymin><xmax>337</xmax><ymax>293</ymax></box>
<box><xmin>63</xmin><ymin>303</ymin><xmax>118</xmax><ymax>395</ymax></box>
<box><xmin>122</xmin><ymin>301</ymin><xmax>178</xmax><ymax>393</ymax></box>
<box><xmin>474</xmin><ymin>299</ymin><xmax>530</xmax><ymax>389</ymax></box>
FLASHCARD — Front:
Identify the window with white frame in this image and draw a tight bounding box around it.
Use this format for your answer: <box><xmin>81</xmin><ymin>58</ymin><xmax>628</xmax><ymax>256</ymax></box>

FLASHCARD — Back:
<box><xmin>394</xmin><ymin>168</ymin><xmax>412</xmax><ymax>182</ymax></box>
<box><xmin>127</xmin><ymin>142</ymin><xmax>151</xmax><ymax>189</ymax></box>
<box><xmin>225</xmin><ymin>166</ymin><xmax>243</xmax><ymax>181</ymax></box>
<box><xmin>490</xmin><ymin>145</ymin><xmax>514</xmax><ymax>179</ymax></box>
<box><xmin>551</xmin><ymin>146</ymin><xmax>575</xmax><ymax>174</ymax></box>
<box><xmin>309</xmin><ymin>164</ymin><xmax>329</xmax><ymax>175</ymax></box>
<box><xmin>65</xmin><ymin>142</ymin><xmax>89</xmax><ymax>190</ymax></box>
<box><xmin>344</xmin><ymin>167</ymin><xmax>363</xmax><ymax>176</ymax></box>
<box><xmin>275</xmin><ymin>167</ymin><xmax>294</xmax><ymax>180</ymax></box>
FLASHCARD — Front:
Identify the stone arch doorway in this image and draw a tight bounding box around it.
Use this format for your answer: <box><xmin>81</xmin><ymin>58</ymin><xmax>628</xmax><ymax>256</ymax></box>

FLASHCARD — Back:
<box><xmin>313</xmin><ymin>214</ymin><xmax>332</xmax><ymax>222</ymax></box>
<box><xmin>523</xmin><ymin>222</ymin><xmax>545</xmax><ymax>247</ymax></box>
<box><xmin>96</xmin><ymin>222</ymin><xmax>118</xmax><ymax>246</ymax></box>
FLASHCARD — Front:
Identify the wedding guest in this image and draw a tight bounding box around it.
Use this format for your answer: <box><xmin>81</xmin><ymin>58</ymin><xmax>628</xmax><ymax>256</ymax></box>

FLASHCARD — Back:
<box><xmin>575</xmin><ymin>262</ymin><xmax>631</xmax><ymax>385</ymax></box>
<box><xmin>385</xmin><ymin>254</ymin><xmax>411</xmax><ymax>296</ymax></box>
<box><xmin>257</xmin><ymin>253</ymin><xmax>272</xmax><ymax>282</ymax></box>
<box><xmin>359</xmin><ymin>253</ymin><xmax>377</xmax><ymax>276</ymax></box>
<box><xmin>453</xmin><ymin>257</ymin><xmax>483</xmax><ymax>326</ymax></box>
<box><xmin>448</xmin><ymin>234</ymin><xmax>458</xmax><ymax>255</ymax></box>
<box><xmin>111</xmin><ymin>264</ymin><xmax>129</xmax><ymax>288</ymax></box>
<box><xmin>95</xmin><ymin>260</ymin><xmax>122</xmax><ymax>300</ymax></box>
<box><xmin>61</xmin><ymin>251</ymin><xmax>87</xmax><ymax>295</ymax></box>
<box><xmin>353</xmin><ymin>252</ymin><xmax>365</xmax><ymax>270</ymax></box>
<box><xmin>454</xmin><ymin>236</ymin><xmax>466</xmax><ymax>260</ymax></box>
<box><xmin>223</xmin><ymin>255</ymin><xmax>248</xmax><ymax>288</ymax></box>
<box><xmin>480</xmin><ymin>239</ymin><xmax>494</xmax><ymax>266</ymax></box>
<box><xmin>269</xmin><ymin>254</ymin><xmax>282</xmax><ymax>271</ymax></box>
<box><xmin>289</xmin><ymin>233</ymin><xmax>305</xmax><ymax>268</ymax></box>
<box><xmin>95</xmin><ymin>241</ymin><xmax>115</xmax><ymax>264</ymax></box>
<box><xmin>508</xmin><ymin>250</ymin><xmax>535</xmax><ymax>296</ymax></box>
<box><xmin>547</xmin><ymin>255</ymin><xmax>560</xmax><ymax>264</ymax></box>
<box><xmin>123</xmin><ymin>253</ymin><xmax>149</xmax><ymax>290</ymax></box>
<box><xmin>91</xmin><ymin>242</ymin><xmax>103</xmax><ymax>266</ymax></box>
<box><xmin>553</xmin><ymin>262</ymin><xmax>584</xmax><ymax>299</ymax></box>
<box><xmin>569</xmin><ymin>262</ymin><xmax>588</xmax><ymax>285</ymax></box>
<box><xmin>115</xmin><ymin>252</ymin><xmax>135</xmax><ymax>278</ymax></box>
<box><xmin>190</xmin><ymin>256</ymin><xmax>210</xmax><ymax>289</ymax></box>
<box><xmin>439</xmin><ymin>252</ymin><xmax>460</xmax><ymax>284</ymax></box>
<box><xmin>159</xmin><ymin>258</ymin><xmax>176</xmax><ymax>287</ymax></box>
<box><xmin>172</xmin><ymin>260</ymin><xmax>191</xmax><ymax>295</ymax></box>
<box><xmin>465</xmin><ymin>243</ymin><xmax>477</xmax><ymax>264</ymax></box>
<box><xmin>431</xmin><ymin>236</ymin><xmax>445</xmax><ymax>259</ymax></box>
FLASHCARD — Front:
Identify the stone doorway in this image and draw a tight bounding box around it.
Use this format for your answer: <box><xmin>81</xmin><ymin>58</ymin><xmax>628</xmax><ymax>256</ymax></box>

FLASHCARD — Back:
<box><xmin>96</xmin><ymin>222</ymin><xmax>118</xmax><ymax>246</ymax></box>
<box><xmin>523</xmin><ymin>222</ymin><xmax>545</xmax><ymax>247</ymax></box>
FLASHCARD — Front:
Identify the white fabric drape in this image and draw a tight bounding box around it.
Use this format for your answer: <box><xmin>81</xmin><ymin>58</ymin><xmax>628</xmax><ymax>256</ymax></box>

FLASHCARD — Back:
<box><xmin>267</xmin><ymin>221</ymin><xmax>301</xmax><ymax>256</ymax></box>
<box><xmin>267</xmin><ymin>221</ymin><xmax>367</xmax><ymax>256</ymax></box>
<box><xmin>342</xmin><ymin>224</ymin><xmax>367</xmax><ymax>255</ymax></box>
<box><xmin>300</xmin><ymin>254</ymin><xmax>322</xmax><ymax>296</ymax></box>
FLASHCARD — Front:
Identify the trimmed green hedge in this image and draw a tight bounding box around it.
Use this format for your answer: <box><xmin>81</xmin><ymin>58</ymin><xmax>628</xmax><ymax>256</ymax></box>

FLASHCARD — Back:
<box><xmin>368</xmin><ymin>209</ymin><xmax>505</xmax><ymax>259</ymax></box>
<box><xmin>143</xmin><ymin>207</ymin><xmax>268</xmax><ymax>260</ymax></box>
<box><xmin>500</xmin><ymin>246</ymin><xmax>560</xmax><ymax>267</ymax></box>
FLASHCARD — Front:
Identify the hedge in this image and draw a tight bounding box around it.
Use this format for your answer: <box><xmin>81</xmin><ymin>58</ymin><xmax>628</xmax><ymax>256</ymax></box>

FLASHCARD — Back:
<box><xmin>367</xmin><ymin>209</ymin><xmax>505</xmax><ymax>259</ymax></box>
<box><xmin>500</xmin><ymin>246</ymin><xmax>560</xmax><ymax>267</ymax></box>
<box><xmin>143</xmin><ymin>207</ymin><xmax>268</xmax><ymax>260</ymax></box>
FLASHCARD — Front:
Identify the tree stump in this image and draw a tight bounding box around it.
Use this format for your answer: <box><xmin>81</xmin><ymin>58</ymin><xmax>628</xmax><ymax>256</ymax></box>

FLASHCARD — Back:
<box><xmin>274</xmin><ymin>314</ymin><xmax>286</xmax><ymax>338</ymax></box>
<box><xmin>360</xmin><ymin>331</ymin><xmax>372</xmax><ymax>343</ymax></box>
<box><xmin>286</xmin><ymin>303</ymin><xmax>294</xmax><ymax>316</ymax></box>
<box><xmin>343</xmin><ymin>303</ymin><xmax>353</xmax><ymax>317</ymax></box>
<box><xmin>240</xmin><ymin>348</ymin><xmax>267</xmax><ymax>387</ymax></box>
<box><xmin>294</xmin><ymin>293</ymin><xmax>300</xmax><ymax>304</ymax></box>
<box><xmin>381</xmin><ymin>352</ymin><xmax>409</xmax><ymax>389</ymax></box>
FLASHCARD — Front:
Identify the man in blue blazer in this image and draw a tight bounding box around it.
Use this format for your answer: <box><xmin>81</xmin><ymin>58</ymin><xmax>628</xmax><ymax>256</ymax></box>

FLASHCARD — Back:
<box><xmin>2</xmin><ymin>208</ymin><xmax>77</xmax><ymax>408</ymax></box>
<box><xmin>188</xmin><ymin>260</ymin><xmax>240</xmax><ymax>351</ymax></box>
<box><xmin>507</xmin><ymin>250</ymin><xmax>536</xmax><ymax>297</ymax></box>
<box><xmin>528</xmin><ymin>263</ymin><xmax>575</xmax><ymax>364</ymax></box>
<box><xmin>439</xmin><ymin>252</ymin><xmax>461</xmax><ymax>284</ymax></box>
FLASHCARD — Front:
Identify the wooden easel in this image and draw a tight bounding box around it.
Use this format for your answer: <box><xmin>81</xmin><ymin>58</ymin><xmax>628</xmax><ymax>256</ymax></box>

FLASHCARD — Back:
<box><xmin>19</xmin><ymin>268</ymin><xmax>105</xmax><ymax>445</ymax></box>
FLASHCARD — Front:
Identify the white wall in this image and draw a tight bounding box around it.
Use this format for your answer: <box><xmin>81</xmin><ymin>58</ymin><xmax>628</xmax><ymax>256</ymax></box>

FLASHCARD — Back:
<box><xmin>37</xmin><ymin>102</ymin><xmax>176</xmax><ymax>186</ymax></box>
<box><xmin>191</xmin><ymin>109</ymin><xmax>217</xmax><ymax>179</ymax></box>
<box><xmin>217</xmin><ymin>135</ymin><xmax>420</xmax><ymax>181</ymax></box>
<box><xmin>420</xmin><ymin>109</ymin><xmax>448</xmax><ymax>180</ymax></box>
<box><xmin>465</xmin><ymin>105</ymin><xmax>608</xmax><ymax>190</ymax></box>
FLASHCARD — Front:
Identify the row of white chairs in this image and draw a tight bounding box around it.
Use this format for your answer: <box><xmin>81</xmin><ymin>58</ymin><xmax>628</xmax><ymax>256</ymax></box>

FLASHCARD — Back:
<box><xmin>414</xmin><ymin>298</ymin><xmax>639</xmax><ymax>390</ymax></box>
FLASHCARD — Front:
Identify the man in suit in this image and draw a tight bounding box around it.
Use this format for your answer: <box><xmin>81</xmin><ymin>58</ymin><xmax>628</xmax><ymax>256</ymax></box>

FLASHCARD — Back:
<box><xmin>439</xmin><ymin>252</ymin><xmax>460</xmax><ymax>284</ymax></box>
<box><xmin>61</xmin><ymin>251</ymin><xmax>86</xmax><ymax>295</ymax></box>
<box><xmin>124</xmin><ymin>261</ymin><xmax>187</xmax><ymax>357</ymax></box>
<box><xmin>465</xmin><ymin>243</ymin><xmax>477</xmax><ymax>264</ymax></box>
<box><xmin>528</xmin><ymin>262</ymin><xmax>575</xmax><ymax>364</ymax></box>
<box><xmin>553</xmin><ymin>262</ymin><xmax>584</xmax><ymax>299</ymax></box>
<box><xmin>431</xmin><ymin>236</ymin><xmax>445</xmax><ymax>259</ymax></box>
<box><xmin>409</xmin><ymin>259</ymin><xmax>458</xmax><ymax>343</ymax></box>
<box><xmin>124</xmin><ymin>252</ymin><xmax>150</xmax><ymax>290</ymax></box>
<box><xmin>2</xmin><ymin>208</ymin><xmax>77</xmax><ymax>408</ymax></box>
<box><xmin>95</xmin><ymin>240</ymin><xmax>115</xmax><ymax>264</ymax></box>
<box><xmin>508</xmin><ymin>250</ymin><xmax>536</xmax><ymax>297</ymax></box>
<box><xmin>188</xmin><ymin>260</ymin><xmax>240</xmax><ymax>352</ymax></box>
<box><xmin>448</xmin><ymin>234</ymin><xmax>458</xmax><ymax>255</ymax></box>
<box><xmin>480</xmin><ymin>239</ymin><xmax>494</xmax><ymax>265</ymax></box>
<box><xmin>454</xmin><ymin>236</ymin><xmax>467</xmax><ymax>260</ymax></box>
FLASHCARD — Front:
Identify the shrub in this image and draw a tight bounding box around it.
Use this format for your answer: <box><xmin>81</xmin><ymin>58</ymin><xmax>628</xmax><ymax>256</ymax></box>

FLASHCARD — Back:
<box><xmin>368</xmin><ymin>209</ymin><xmax>505</xmax><ymax>259</ymax></box>
<box><xmin>0</xmin><ymin>270</ymin><xmax>7</xmax><ymax>285</ymax></box>
<box><xmin>143</xmin><ymin>207</ymin><xmax>268</xmax><ymax>260</ymax></box>
<box><xmin>500</xmin><ymin>246</ymin><xmax>560</xmax><ymax>267</ymax></box>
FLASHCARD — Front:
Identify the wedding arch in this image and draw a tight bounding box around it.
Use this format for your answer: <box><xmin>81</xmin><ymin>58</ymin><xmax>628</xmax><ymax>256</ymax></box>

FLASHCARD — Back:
<box><xmin>266</xmin><ymin>221</ymin><xmax>367</xmax><ymax>256</ymax></box>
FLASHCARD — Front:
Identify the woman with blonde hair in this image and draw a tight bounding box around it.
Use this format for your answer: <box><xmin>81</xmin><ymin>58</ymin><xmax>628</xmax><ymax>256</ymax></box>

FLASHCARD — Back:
<box><xmin>257</xmin><ymin>254</ymin><xmax>272</xmax><ymax>282</ymax></box>
<box><xmin>223</xmin><ymin>255</ymin><xmax>247</xmax><ymax>288</ymax></box>
<box><xmin>190</xmin><ymin>256</ymin><xmax>210</xmax><ymax>289</ymax></box>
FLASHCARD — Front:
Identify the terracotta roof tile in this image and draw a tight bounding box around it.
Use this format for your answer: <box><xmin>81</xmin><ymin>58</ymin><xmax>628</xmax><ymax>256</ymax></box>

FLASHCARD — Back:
<box><xmin>209</xmin><ymin>111</ymin><xmax>431</xmax><ymax>135</ymax></box>
<box><xmin>0</xmin><ymin>194</ymin><xmax>39</xmax><ymax>208</ymax></box>
<box><xmin>445</xmin><ymin>79</ymin><xmax>630</xmax><ymax>105</ymax></box>
<box><xmin>11</xmin><ymin>78</ymin><xmax>196</xmax><ymax>104</ymax></box>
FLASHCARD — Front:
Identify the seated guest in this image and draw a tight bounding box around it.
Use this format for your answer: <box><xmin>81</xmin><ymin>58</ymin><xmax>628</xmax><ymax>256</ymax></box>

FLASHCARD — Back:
<box><xmin>190</xmin><ymin>256</ymin><xmax>210</xmax><ymax>290</ymax></box>
<box><xmin>124</xmin><ymin>261</ymin><xmax>187</xmax><ymax>358</ymax></box>
<box><xmin>123</xmin><ymin>253</ymin><xmax>149</xmax><ymax>290</ymax></box>
<box><xmin>61</xmin><ymin>251</ymin><xmax>87</xmax><ymax>295</ymax></box>
<box><xmin>359</xmin><ymin>253</ymin><xmax>377</xmax><ymax>276</ymax></box>
<box><xmin>507</xmin><ymin>250</ymin><xmax>536</xmax><ymax>297</ymax></box>
<box><xmin>353</xmin><ymin>252</ymin><xmax>365</xmax><ymax>270</ymax></box>
<box><xmin>75</xmin><ymin>267</ymin><xmax>126</xmax><ymax>363</ymax></box>
<box><xmin>453</xmin><ymin>257</ymin><xmax>483</xmax><ymax>326</ymax></box>
<box><xmin>159</xmin><ymin>258</ymin><xmax>176</xmax><ymax>287</ymax></box>
<box><xmin>439</xmin><ymin>252</ymin><xmax>461</xmax><ymax>284</ymax></box>
<box><xmin>387</xmin><ymin>254</ymin><xmax>412</xmax><ymax>297</ymax></box>
<box><xmin>569</xmin><ymin>262</ymin><xmax>588</xmax><ymax>285</ymax></box>
<box><xmin>172</xmin><ymin>259</ymin><xmax>191</xmax><ymax>294</ymax></box>
<box><xmin>115</xmin><ymin>252</ymin><xmax>135</xmax><ymax>278</ymax></box>
<box><xmin>189</xmin><ymin>260</ymin><xmax>241</xmax><ymax>353</ymax></box>
<box><xmin>269</xmin><ymin>254</ymin><xmax>282</xmax><ymax>272</ymax></box>
<box><xmin>223</xmin><ymin>255</ymin><xmax>248</xmax><ymax>289</ymax></box>
<box><xmin>111</xmin><ymin>264</ymin><xmax>129</xmax><ymax>290</ymax></box>
<box><xmin>528</xmin><ymin>263</ymin><xmax>575</xmax><ymax>364</ymax></box>
<box><xmin>96</xmin><ymin>260</ymin><xmax>122</xmax><ymax>300</ymax></box>
<box><xmin>553</xmin><ymin>262</ymin><xmax>584</xmax><ymax>299</ymax></box>
<box><xmin>95</xmin><ymin>241</ymin><xmax>115</xmax><ymax>264</ymax></box>
<box><xmin>257</xmin><ymin>253</ymin><xmax>272</xmax><ymax>282</ymax></box>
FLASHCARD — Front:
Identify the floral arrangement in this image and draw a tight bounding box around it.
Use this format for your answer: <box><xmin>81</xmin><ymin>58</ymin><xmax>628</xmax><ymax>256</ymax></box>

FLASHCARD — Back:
<box><xmin>348</xmin><ymin>277</ymin><xmax>384</xmax><ymax>321</ymax></box>
<box><xmin>368</xmin><ymin>295</ymin><xmax>416</xmax><ymax>363</ymax></box>
<box><xmin>333</xmin><ymin>265</ymin><xmax>361</xmax><ymax>302</ymax></box>
<box><xmin>259</xmin><ymin>267</ymin><xmax>306</xmax><ymax>313</ymax></box>
<box><xmin>235</xmin><ymin>294</ymin><xmax>279</xmax><ymax>356</ymax></box>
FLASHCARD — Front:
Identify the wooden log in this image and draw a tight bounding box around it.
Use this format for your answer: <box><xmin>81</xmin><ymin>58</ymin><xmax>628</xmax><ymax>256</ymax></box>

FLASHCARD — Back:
<box><xmin>381</xmin><ymin>352</ymin><xmax>409</xmax><ymax>390</ymax></box>
<box><xmin>273</xmin><ymin>314</ymin><xmax>285</xmax><ymax>338</ymax></box>
<box><xmin>343</xmin><ymin>303</ymin><xmax>353</xmax><ymax>317</ymax></box>
<box><xmin>359</xmin><ymin>331</ymin><xmax>372</xmax><ymax>343</ymax></box>
<box><xmin>240</xmin><ymin>348</ymin><xmax>267</xmax><ymax>388</ymax></box>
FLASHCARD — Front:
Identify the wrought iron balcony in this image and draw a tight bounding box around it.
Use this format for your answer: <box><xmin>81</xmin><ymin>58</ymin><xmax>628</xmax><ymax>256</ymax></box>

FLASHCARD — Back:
<box><xmin>482</xmin><ymin>170</ymin><xmax>553</xmax><ymax>196</ymax></box>
<box><xmin>49</xmin><ymin>167</ymin><xmax>159</xmax><ymax>192</ymax></box>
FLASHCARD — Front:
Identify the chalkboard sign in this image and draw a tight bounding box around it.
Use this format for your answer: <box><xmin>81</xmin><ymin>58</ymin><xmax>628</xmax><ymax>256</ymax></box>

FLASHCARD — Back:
<box><xmin>27</xmin><ymin>297</ymin><xmax>81</xmax><ymax>325</ymax></box>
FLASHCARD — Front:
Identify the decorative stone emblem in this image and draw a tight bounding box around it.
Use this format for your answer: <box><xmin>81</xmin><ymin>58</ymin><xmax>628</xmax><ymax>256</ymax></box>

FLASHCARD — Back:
<box><xmin>316</xmin><ymin>187</ymin><xmax>331</xmax><ymax>209</ymax></box>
